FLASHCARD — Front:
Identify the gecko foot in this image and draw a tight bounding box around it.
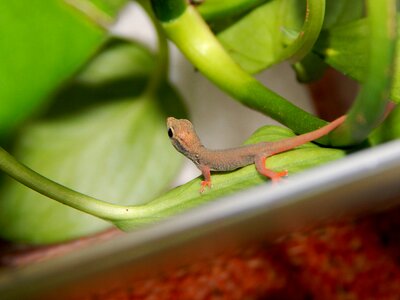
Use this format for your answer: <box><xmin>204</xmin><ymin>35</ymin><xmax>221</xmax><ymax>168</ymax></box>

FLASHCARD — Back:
<box><xmin>270</xmin><ymin>170</ymin><xmax>288</xmax><ymax>183</ymax></box>
<box><xmin>200</xmin><ymin>180</ymin><xmax>212</xmax><ymax>193</ymax></box>
<box><xmin>255</xmin><ymin>156</ymin><xmax>288</xmax><ymax>184</ymax></box>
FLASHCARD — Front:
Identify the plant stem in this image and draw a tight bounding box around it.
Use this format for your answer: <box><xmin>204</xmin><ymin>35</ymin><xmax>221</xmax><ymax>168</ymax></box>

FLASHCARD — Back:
<box><xmin>0</xmin><ymin>147</ymin><xmax>145</xmax><ymax>221</ymax></box>
<box><xmin>155</xmin><ymin>3</ymin><xmax>328</xmax><ymax>137</ymax></box>
<box><xmin>330</xmin><ymin>0</ymin><xmax>397</xmax><ymax>146</ymax></box>
<box><xmin>280</xmin><ymin>0</ymin><xmax>325</xmax><ymax>63</ymax></box>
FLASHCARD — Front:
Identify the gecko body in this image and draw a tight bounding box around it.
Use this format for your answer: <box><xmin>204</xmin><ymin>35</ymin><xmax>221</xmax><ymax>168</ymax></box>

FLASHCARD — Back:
<box><xmin>167</xmin><ymin>116</ymin><xmax>346</xmax><ymax>192</ymax></box>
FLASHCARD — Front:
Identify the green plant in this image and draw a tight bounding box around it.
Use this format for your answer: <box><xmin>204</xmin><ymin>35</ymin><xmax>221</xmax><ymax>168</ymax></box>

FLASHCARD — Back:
<box><xmin>0</xmin><ymin>0</ymin><xmax>398</xmax><ymax>244</ymax></box>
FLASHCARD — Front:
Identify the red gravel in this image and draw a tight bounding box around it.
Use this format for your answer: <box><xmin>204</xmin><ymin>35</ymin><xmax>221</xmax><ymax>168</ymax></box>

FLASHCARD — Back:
<box><xmin>65</xmin><ymin>208</ymin><xmax>400</xmax><ymax>300</ymax></box>
<box><xmin>2</xmin><ymin>208</ymin><xmax>400</xmax><ymax>299</ymax></box>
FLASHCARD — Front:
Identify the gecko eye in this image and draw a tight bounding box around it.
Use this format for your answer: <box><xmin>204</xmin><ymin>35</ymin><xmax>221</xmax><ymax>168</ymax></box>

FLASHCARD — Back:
<box><xmin>168</xmin><ymin>128</ymin><xmax>174</xmax><ymax>138</ymax></box>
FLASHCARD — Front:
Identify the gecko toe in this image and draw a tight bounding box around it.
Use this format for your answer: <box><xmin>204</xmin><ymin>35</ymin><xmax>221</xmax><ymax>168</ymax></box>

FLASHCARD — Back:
<box><xmin>270</xmin><ymin>170</ymin><xmax>288</xmax><ymax>183</ymax></box>
<box><xmin>200</xmin><ymin>180</ymin><xmax>212</xmax><ymax>193</ymax></box>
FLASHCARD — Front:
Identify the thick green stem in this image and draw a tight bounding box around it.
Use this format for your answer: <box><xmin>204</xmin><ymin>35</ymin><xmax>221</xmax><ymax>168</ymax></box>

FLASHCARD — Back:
<box><xmin>330</xmin><ymin>0</ymin><xmax>397</xmax><ymax>145</ymax></box>
<box><xmin>0</xmin><ymin>147</ymin><xmax>146</xmax><ymax>221</ymax></box>
<box><xmin>157</xmin><ymin>4</ymin><xmax>327</xmax><ymax>137</ymax></box>
<box><xmin>150</xmin><ymin>0</ymin><xmax>186</xmax><ymax>22</ymax></box>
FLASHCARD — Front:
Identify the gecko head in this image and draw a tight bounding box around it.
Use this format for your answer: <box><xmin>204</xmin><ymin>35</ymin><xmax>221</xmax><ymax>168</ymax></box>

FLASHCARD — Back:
<box><xmin>166</xmin><ymin>117</ymin><xmax>202</xmax><ymax>155</ymax></box>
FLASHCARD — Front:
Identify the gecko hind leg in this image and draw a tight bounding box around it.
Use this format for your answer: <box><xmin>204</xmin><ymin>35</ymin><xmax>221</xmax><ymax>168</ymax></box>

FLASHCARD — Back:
<box><xmin>255</xmin><ymin>156</ymin><xmax>288</xmax><ymax>183</ymax></box>
<box><xmin>199</xmin><ymin>165</ymin><xmax>212</xmax><ymax>193</ymax></box>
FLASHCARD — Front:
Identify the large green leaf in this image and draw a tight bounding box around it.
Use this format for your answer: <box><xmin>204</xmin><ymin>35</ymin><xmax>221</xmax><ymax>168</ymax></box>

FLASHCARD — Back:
<box><xmin>293</xmin><ymin>0</ymin><xmax>363</xmax><ymax>82</ymax></box>
<box><xmin>79</xmin><ymin>0</ymin><xmax>129</xmax><ymax>16</ymax></box>
<box><xmin>114</xmin><ymin>125</ymin><xmax>346</xmax><ymax>231</ymax></box>
<box><xmin>0</xmin><ymin>0</ymin><xmax>129</xmax><ymax>138</ymax></box>
<box><xmin>216</xmin><ymin>0</ymin><xmax>363</xmax><ymax>74</ymax></box>
<box><xmin>314</xmin><ymin>19</ymin><xmax>368</xmax><ymax>82</ymax></box>
<box><xmin>323</xmin><ymin>0</ymin><xmax>363</xmax><ymax>29</ymax></box>
<box><xmin>217</xmin><ymin>0</ymin><xmax>305</xmax><ymax>73</ymax></box>
<box><xmin>315</xmin><ymin>15</ymin><xmax>400</xmax><ymax>104</ymax></box>
<box><xmin>198</xmin><ymin>0</ymin><xmax>267</xmax><ymax>21</ymax></box>
<box><xmin>0</xmin><ymin>41</ymin><xmax>186</xmax><ymax>244</ymax></box>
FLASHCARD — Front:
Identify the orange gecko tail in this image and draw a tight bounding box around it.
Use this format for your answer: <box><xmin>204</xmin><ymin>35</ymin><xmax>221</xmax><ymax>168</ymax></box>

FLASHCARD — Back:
<box><xmin>268</xmin><ymin>115</ymin><xmax>346</xmax><ymax>155</ymax></box>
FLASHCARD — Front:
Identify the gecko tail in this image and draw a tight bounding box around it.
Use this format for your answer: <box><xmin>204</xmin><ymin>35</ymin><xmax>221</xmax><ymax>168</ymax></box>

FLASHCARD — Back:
<box><xmin>268</xmin><ymin>115</ymin><xmax>346</xmax><ymax>155</ymax></box>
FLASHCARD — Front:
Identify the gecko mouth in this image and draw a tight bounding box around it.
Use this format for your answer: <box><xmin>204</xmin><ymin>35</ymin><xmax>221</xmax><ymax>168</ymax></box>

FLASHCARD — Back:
<box><xmin>172</xmin><ymin>139</ymin><xmax>189</xmax><ymax>156</ymax></box>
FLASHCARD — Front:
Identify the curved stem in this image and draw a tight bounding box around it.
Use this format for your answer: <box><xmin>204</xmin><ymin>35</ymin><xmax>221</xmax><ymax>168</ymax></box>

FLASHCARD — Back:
<box><xmin>155</xmin><ymin>4</ymin><xmax>328</xmax><ymax>137</ymax></box>
<box><xmin>280</xmin><ymin>0</ymin><xmax>325</xmax><ymax>63</ymax></box>
<box><xmin>0</xmin><ymin>147</ymin><xmax>146</xmax><ymax>221</ymax></box>
<box><xmin>200</xmin><ymin>0</ymin><xmax>325</xmax><ymax>65</ymax></box>
<box><xmin>330</xmin><ymin>0</ymin><xmax>397</xmax><ymax>146</ymax></box>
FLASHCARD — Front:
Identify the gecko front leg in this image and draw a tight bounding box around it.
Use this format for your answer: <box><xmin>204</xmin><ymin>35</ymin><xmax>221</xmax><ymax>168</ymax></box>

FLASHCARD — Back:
<box><xmin>198</xmin><ymin>165</ymin><xmax>212</xmax><ymax>193</ymax></box>
<box><xmin>254</xmin><ymin>155</ymin><xmax>288</xmax><ymax>183</ymax></box>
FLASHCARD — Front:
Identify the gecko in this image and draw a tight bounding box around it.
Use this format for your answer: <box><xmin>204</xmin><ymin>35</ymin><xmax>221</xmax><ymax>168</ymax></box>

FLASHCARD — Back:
<box><xmin>167</xmin><ymin>116</ymin><xmax>346</xmax><ymax>192</ymax></box>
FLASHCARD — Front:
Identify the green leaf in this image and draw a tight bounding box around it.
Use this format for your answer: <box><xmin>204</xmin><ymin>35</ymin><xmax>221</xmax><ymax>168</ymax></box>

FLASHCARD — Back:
<box><xmin>0</xmin><ymin>40</ymin><xmax>187</xmax><ymax>244</ymax></box>
<box><xmin>292</xmin><ymin>0</ymin><xmax>363</xmax><ymax>83</ymax></box>
<box><xmin>325</xmin><ymin>0</ymin><xmax>397</xmax><ymax>146</ymax></box>
<box><xmin>216</xmin><ymin>0</ymin><xmax>363</xmax><ymax>74</ymax></box>
<box><xmin>315</xmin><ymin>18</ymin><xmax>368</xmax><ymax>82</ymax></box>
<box><xmin>114</xmin><ymin>125</ymin><xmax>346</xmax><ymax>231</ymax></box>
<box><xmin>75</xmin><ymin>0</ymin><xmax>128</xmax><ymax>17</ymax></box>
<box><xmin>323</xmin><ymin>0</ymin><xmax>363</xmax><ymax>29</ymax></box>
<box><xmin>0</xmin><ymin>0</ymin><xmax>129</xmax><ymax>138</ymax></box>
<box><xmin>369</xmin><ymin>105</ymin><xmax>400</xmax><ymax>145</ymax></box>
<box><xmin>217</xmin><ymin>0</ymin><xmax>306</xmax><ymax>73</ymax></box>
<box><xmin>197</xmin><ymin>0</ymin><xmax>267</xmax><ymax>21</ymax></box>
<box><xmin>315</xmin><ymin>14</ymin><xmax>400</xmax><ymax>104</ymax></box>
